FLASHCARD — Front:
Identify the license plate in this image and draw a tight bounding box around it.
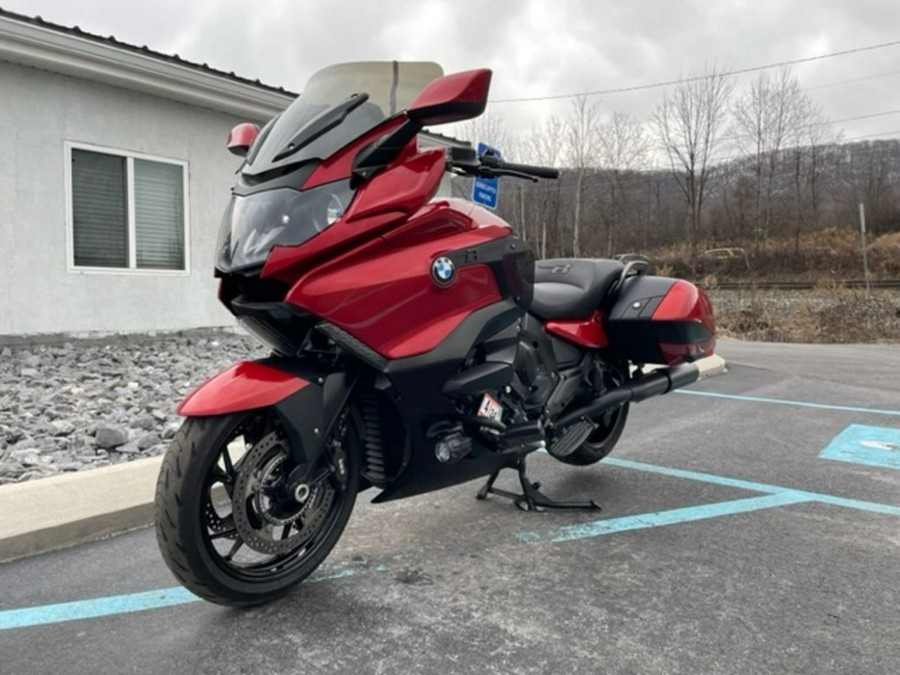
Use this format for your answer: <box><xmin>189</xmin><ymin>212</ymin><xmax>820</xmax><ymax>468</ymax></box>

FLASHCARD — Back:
<box><xmin>477</xmin><ymin>393</ymin><xmax>503</xmax><ymax>422</ymax></box>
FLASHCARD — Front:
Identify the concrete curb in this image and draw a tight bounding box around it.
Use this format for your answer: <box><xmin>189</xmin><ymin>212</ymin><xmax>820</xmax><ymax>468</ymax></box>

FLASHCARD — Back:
<box><xmin>0</xmin><ymin>355</ymin><xmax>727</xmax><ymax>563</ymax></box>
<box><xmin>0</xmin><ymin>456</ymin><xmax>163</xmax><ymax>562</ymax></box>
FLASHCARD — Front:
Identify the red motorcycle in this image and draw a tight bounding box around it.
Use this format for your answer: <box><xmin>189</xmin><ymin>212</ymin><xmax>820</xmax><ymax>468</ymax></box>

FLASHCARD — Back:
<box><xmin>154</xmin><ymin>62</ymin><xmax>715</xmax><ymax>606</ymax></box>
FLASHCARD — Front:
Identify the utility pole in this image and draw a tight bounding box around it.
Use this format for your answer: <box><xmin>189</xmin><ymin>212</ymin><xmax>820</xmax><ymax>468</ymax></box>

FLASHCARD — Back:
<box><xmin>858</xmin><ymin>202</ymin><xmax>871</xmax><ymax>299</ymax></box>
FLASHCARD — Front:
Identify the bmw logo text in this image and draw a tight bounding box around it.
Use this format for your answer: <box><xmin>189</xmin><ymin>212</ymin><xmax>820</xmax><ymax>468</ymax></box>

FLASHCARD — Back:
<box><xmin>431</xmin><ymin>257</ymin><xmax>455</xmax><ymax>285</ymax></box>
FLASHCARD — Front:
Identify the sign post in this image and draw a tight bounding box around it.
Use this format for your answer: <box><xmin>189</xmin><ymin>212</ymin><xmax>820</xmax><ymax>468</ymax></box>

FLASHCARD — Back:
<box><xmin>471</xmin><ymin>142</ymin><xmax>500</xmax><ymax>210</ymax></box>
<box><xmin>859</xmin><ymin>202</ymin><xmax>871</xmax><ymax>299</ymax></box>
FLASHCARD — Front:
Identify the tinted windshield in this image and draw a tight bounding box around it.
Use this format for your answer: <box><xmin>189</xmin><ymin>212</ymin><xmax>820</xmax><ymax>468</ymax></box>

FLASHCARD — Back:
<box><xmin>244</xmin><ymin>61</ymin><xmax>443</xmax><ymax>176</ymax></box>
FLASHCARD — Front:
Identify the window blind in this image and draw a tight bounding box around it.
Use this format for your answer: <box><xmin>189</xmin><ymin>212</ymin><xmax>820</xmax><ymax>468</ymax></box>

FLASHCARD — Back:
<box><xmin>134</xmin><ymin>159</ymin><xmax>185</xmax><ymax>270</ymax></box>
<box><xmin>71</xmin><ymin>150</ymin><xmax>128</xmax><ymax>268</ymax></box>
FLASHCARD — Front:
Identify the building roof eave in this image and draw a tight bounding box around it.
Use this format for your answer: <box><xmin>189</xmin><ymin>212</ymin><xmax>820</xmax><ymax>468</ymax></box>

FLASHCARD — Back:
<box><xmin>0</xmin><ymin>13</ymin><xmax>295</xmax><ymax>121</ymax></box>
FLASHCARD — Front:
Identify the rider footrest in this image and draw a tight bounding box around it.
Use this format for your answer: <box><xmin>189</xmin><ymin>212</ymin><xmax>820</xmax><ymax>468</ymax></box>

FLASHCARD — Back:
<box><xmin>547</xmin><ymin>419</ymin><xmax>596</xmax><ymax>458</ymax></box>
<box><xmin>475</xmin><ymin>456</ymin><xmax>601</xmax><ymax>512</ymax></box>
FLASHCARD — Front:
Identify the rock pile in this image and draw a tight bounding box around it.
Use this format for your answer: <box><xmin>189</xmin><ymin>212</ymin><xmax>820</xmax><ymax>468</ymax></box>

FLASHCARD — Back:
<box><xmin>0</xmin><ymin>331</ymin><xmax>265</xmax><ymax>484</ymax></box>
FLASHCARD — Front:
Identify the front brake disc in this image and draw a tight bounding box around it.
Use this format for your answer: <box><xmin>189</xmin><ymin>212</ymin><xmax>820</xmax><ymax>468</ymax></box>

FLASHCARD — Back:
<box><xmin>231</xmin><ymin>432</ymin><xmax>335</xmax><ymax>556</ymax></box>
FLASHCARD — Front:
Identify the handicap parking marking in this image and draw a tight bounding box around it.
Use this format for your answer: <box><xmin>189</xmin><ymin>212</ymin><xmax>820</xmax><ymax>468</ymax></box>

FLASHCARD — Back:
<box><xmin>518</xmin><ymin>457</ymin><xmax>900</xmax><ymax>544</ymax></box>
<box><xmin>606</xmin><ymin>458</ymin><xmax>900</xmax><ymax>515</ymax></box>
<box><xmin>819</xmin><ymin>424</ymin><xmax>900</xmax><ymax>470</ymax></box>
<box><xmin>519</xmin><ymin>492</ymin><xmax>810</xmax><ymax>544</ymax></box>
<box><xmin>676</xmin><ymin>390</ymin><xmax>900</xmax><ymax>417</ymax></box>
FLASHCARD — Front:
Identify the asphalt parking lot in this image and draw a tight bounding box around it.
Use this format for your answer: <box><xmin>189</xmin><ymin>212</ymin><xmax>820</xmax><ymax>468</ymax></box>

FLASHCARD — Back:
<box><xmin>1</xmin><ymin>339</ymin><xmax>898</xmax><ymax>675</ymax></box>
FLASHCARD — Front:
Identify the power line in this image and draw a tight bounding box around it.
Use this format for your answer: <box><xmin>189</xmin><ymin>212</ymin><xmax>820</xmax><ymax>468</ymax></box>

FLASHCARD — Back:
<box><xmin>491</xmin><ymin>38</ymin><xmax>900</xmax><ymax>103</ymax></box>
<box><xmin>843</xmin><ymin>129</ymin><xmax>900</xmax><ymax>141</ymax></box>
<box><xmin>710</xmin><ymin>108</ymin><xmax>900</xmax><ymax>146</ymax></box>
<box><xmin>806</xmin><ymin>69</ymin><xmax>900</xmax><ymax>91</ymax></box>
<box><xmin>827</xmin><ymin>108</ymin><xmax>900</xmax><ymax>125</ymax></box>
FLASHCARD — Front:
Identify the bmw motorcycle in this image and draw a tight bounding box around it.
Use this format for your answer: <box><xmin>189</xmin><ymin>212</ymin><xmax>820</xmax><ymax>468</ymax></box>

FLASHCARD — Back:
<box><xmin>154</xmin><ymin>61</ymin><xmax>716</xmax><ymax>606</ymax></box>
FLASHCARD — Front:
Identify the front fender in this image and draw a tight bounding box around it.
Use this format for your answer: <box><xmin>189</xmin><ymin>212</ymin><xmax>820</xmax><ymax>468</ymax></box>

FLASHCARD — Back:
<box><xmin>177</xmin><ymin>358</ymin><xmax>357</xmax><ymax>467</ymax></box>
<box><xmin>177</xmin><ymin>361</ymin><xmax>309</xmax><ymax>416</ymax></box>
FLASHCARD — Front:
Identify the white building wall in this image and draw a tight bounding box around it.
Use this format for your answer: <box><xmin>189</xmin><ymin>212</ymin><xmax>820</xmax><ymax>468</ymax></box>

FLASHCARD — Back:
<box><xmin>0</xmin><ymin>60</ymin><xmax>265</xmax><ymax>336</ymax></box>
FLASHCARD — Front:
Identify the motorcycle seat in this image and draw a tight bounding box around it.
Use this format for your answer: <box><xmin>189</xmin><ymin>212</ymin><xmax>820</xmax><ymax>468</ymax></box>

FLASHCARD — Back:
<box><xmin>530</xmin><ymin>258</ymin><xmax>624</xmax><ymax>320</ymax></box>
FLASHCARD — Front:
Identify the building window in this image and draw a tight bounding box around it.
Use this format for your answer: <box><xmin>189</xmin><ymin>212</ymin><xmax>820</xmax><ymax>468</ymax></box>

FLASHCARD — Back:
<box><xmin>68</xmin><ymin>145</ymin><xmax>188</xmax><ymax>271</ymax></box>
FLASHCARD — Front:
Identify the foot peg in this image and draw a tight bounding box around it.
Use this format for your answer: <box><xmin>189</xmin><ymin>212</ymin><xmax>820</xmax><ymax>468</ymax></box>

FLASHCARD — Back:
<box><xmin>476</xmin><ymin>456</ymin><xmax>601</xmax><ymax>512</ymax></box>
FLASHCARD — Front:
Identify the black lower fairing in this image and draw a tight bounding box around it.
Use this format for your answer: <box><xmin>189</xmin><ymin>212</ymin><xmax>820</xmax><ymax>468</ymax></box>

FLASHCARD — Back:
<box><xmin>370</xmin><ymin>299</ymin><xmax>523</xmax><ymax>503</ymax></box>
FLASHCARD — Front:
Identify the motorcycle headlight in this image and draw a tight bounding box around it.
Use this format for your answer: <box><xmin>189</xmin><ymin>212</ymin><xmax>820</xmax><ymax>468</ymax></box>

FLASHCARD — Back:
<box><xmin>216</xmin><ymin>180</ymin><xmax>354</xmax><ymax>273</ymax></box>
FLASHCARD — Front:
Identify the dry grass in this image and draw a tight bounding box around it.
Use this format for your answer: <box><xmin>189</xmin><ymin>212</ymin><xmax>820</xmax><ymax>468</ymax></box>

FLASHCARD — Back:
<box><xmin>711</xmin><ymin>286</ymin><xmax>900</xmax><ymax>343</ymax></box>
<box><xmin>871</xmin><ymin>231</ymin><xmax>900</xmax><ymax>251</ymax></box>
<box><xmin>635</xmin><ymin>230</ymin><xmax>900</xmax><ymax>343</ymax></box>
<box><xmin>645</xmin><ymin>229</ymin><xmax>900</xmax><ymax>281</ymax></box>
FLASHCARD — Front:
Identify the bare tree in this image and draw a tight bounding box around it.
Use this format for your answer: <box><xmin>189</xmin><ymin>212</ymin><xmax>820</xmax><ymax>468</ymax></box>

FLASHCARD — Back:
<box><xmin>565</xmin><ymin>96</ymin><xmax>601</xmax><ymax>256</ymax></box>
<box><xmin>787</xmin><ymin>104</ymin><xmax>837</xmax><ymax>251</ymax></box>
<box><xmin>527</xmin><ymin>116</ymin><xmax>565</xmax><ymax>258</ymax></box>
<box><xmin>457</xmin><ymin>109</ymin><xmax>512</xmax><ymax>153</ymax></box>
<box><xmin>838</xmin><ymin>140</ymin><xmax>900</xmax><ymax>238</ymax></box>
<box><xmin>653</xmin><ymin>65</ymin><xmax>734</xmax><ymax>253</ymax></box>
<box><xmin>732</xmin><ymin>67</ymin><xmax>814</xmax><ymax>248</ymax></box>
<box><xmin>457</xmin><ymin>109</ymin><xmax>530</xmax><ymax>238</ymax></box>
<box><xmin>596</xmin><ymin>112</ymin><xmax>649</xmax><ymax>254</ymax></box>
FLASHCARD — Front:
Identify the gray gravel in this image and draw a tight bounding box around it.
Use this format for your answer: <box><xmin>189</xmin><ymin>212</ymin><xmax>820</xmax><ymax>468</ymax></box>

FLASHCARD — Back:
<box><xmin>0</xmin><ymin>331</ymin><xmax>265</xmax><ymax>484</ymax></box>
<box><xmin>708</xmin><ymin>287</ymin><xmax>900</xmax><ymax>313</ymax></box>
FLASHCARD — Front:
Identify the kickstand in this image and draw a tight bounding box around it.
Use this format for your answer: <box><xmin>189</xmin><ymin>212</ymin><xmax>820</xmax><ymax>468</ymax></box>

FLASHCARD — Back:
<box><xmin>476</xmin><ymin>455</ymin><xmax>601</xmax><ymax>512</ymax></box>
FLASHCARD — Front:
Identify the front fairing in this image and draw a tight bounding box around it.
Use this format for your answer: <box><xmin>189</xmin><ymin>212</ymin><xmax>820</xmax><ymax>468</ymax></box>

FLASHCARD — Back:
<box><xmin>216</xmin><ymin>61</ymin><xmax>443</xmax><ymax>274</ymax></box>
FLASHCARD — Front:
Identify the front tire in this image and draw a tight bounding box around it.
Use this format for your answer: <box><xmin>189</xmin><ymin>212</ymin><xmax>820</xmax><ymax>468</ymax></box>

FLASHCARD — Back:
<box><xmin>154</xmin><ymin>410</ymin><xmax>359</xmax><ymax>606</ymax></box>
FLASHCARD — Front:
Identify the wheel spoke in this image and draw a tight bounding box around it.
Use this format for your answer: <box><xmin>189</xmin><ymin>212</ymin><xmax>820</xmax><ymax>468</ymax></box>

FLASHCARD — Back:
<box><xmin>210</xmin><ymin>467</ymin><xmax>235</xmax><ymax>499</ymax></box>
<box><xmin>211</xmin><ymin>466</ymin><xmax>232</xmax><ymax>485</ymax></box>
<box><xmin>210</xmin><ymin>527</ymin><xmax>238</xmax><ymax>540</ymax></box>
<box><xmin>222</xmin><ymin>539</ymin><xmax>244</xmax><ymax>562</ymax></box>
<box><xmin>222</xmin><ymin>447</ymin><xmax>235</xmax><ymax>476</ymax></box>
<box><xmin>280</xmin><ymin>524</ymin><xmax>292</xmax><ymax>540</ymax></box>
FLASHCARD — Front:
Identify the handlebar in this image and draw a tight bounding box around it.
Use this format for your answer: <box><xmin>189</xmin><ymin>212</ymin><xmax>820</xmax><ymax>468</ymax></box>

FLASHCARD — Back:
<box><xmin>479</xmin><ymin>153</ymin><xmax>559</xmax><ymax>180</ymax></box>
<box><xmin>445</xmin><ymin>146</ymin><xmax>559</xmax><ymax>181</ymax></box>
<box><xmin>497</xmin><ymin>161</ymin><xmax>559</xmax><ymax>180</ymax></box>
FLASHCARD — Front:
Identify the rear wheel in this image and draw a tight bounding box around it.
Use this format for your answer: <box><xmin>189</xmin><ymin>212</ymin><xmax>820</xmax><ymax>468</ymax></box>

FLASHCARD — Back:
<box><xmin>154</xmin><ymin>409</ymin><xmax>359</xmax><ymax>606</ymax></box>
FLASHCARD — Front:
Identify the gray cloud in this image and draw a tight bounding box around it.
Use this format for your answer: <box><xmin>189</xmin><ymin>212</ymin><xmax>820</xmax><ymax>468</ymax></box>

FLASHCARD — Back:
<box><xmin>4</xmin><ymin>0</ymin><xmax>900</xmax><ymax>144</ymax></box>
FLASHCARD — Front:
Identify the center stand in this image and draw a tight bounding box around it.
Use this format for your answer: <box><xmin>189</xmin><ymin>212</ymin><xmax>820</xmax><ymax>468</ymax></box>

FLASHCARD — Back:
<box><xmin>476</xmin><ymin>454</ymin><xmax>601</xmax><ymax>512</ymax></box>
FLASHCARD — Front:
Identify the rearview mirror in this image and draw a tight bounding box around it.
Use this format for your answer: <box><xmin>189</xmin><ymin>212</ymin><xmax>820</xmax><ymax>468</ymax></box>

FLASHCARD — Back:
<box><xmin>227</xmin><ymin>123</ymin><xmax>260</xmax><ymax>157</ymax></box>
<box><xmin>407</xmin><ymin>69</ymin><xmax>492</xmax><ymax>126</ymax></box>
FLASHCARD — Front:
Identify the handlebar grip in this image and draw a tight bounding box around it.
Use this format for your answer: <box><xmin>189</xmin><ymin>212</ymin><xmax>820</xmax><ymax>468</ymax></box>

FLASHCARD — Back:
<box><xmin>500</xmin><ymin>161</ymin><xmax>559</xmax><ymax>179</ymax></box>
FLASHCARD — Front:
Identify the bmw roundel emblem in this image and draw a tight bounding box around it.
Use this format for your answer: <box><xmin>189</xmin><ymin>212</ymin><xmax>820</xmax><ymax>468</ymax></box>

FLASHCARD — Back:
<box><xmin>431</xmin><ymin>257</ymin><xmax>455</xmax><ymax>285</ymax></box>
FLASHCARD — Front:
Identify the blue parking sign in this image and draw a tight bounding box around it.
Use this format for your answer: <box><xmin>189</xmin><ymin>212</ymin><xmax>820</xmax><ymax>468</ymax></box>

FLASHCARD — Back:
<box><xmin>472</xmin><ymin>142</ymin><xmax>500</xmax><ymax>209</ymax></box>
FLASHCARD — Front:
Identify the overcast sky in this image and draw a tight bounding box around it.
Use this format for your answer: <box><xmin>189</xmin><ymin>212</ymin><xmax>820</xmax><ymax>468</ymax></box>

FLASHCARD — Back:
<box><xmin>5</xmin><ymin>0</ymin><xmax>900</xmax><ymax>156</ymax></box>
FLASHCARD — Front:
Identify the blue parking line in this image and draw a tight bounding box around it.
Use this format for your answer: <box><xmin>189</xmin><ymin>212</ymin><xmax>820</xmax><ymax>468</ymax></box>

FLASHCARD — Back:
<box><xmin>606</xmin><ymin>457</ymin><xmax>900</xmax><ymax>516</ymax></box>
<box><xmin>0</xmin><ymin>563</ymin><xmax>386</xmax><ymax>632</ymax></box>
<box><xmin>675</xmin><ymin>390</ymin><xmax>900</xmax><ymax>417</ymax></box>
<box><xmin>519</xmin><ymin>492</ymin><xmax>810</xmax><ymax>543</ymax></box>
<box><xmin>0</xmin><ymin>587</ymin><xmax>199</xmax><ymax>631</ymax></box>
<box><xmin>6</xmin><ymin>453</ymin><xmax>899</xmax><ymax>632</ymax></box>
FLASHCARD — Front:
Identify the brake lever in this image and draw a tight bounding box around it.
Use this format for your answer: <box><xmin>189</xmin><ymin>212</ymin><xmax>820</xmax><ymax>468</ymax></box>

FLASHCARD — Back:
<box><xmin>446</xmin><ymin>159</ymin><xmax>481</xmax><ymax>175</ymax></box>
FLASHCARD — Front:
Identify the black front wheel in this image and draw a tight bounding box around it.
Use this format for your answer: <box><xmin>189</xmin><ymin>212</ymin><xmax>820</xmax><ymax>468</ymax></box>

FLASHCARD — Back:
<box><xmin>154</xmin><ymin>409</ymin><xmax>359</xmax><ymax>606</ymax></box>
